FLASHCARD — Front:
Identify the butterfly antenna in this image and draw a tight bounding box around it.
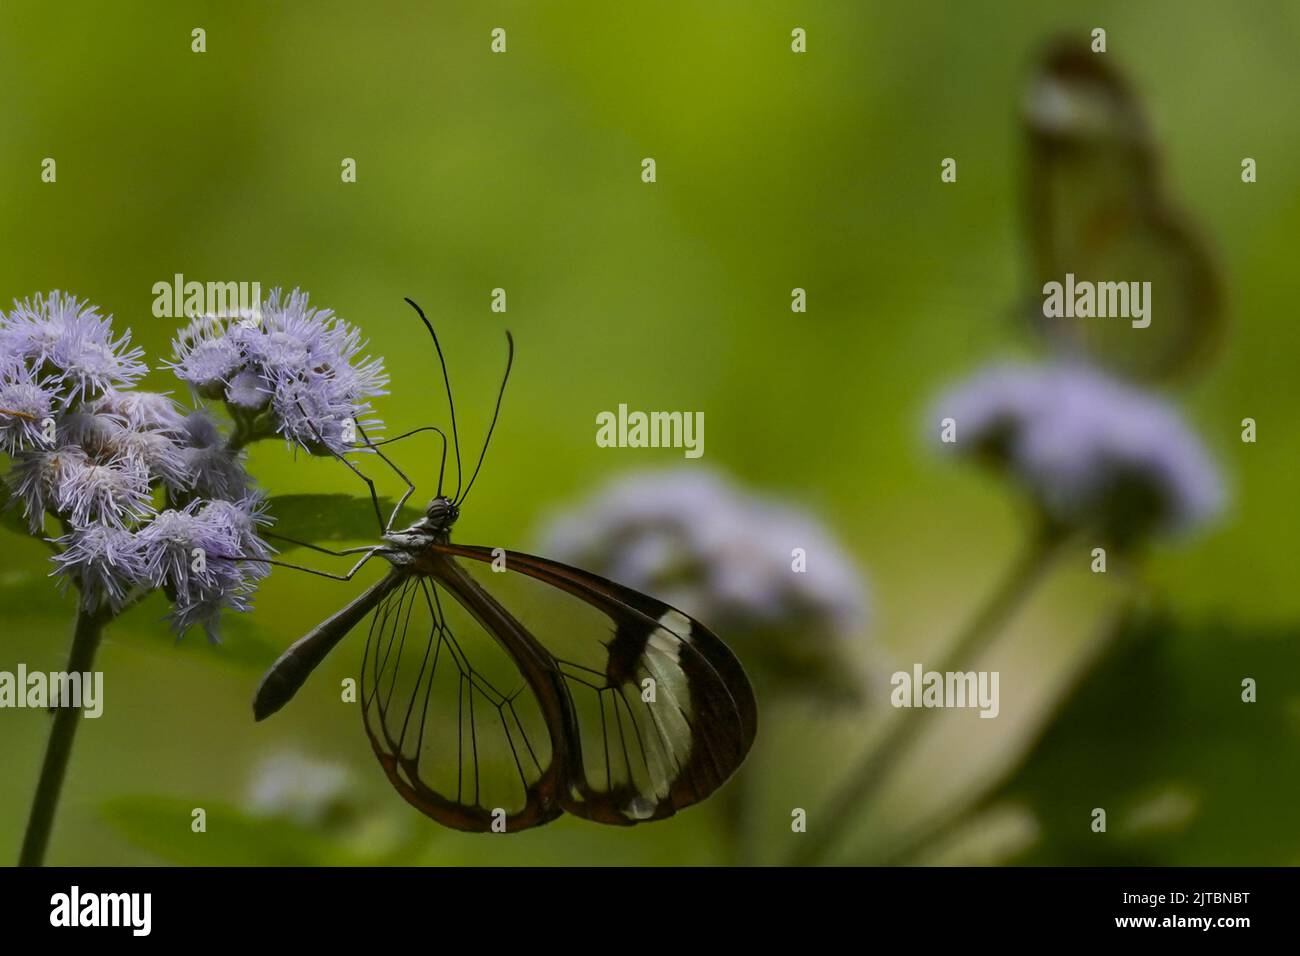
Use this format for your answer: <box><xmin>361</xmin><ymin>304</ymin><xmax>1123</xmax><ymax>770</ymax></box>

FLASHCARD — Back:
<box><xmin>457</xmin><ymin>330</ymin><xmax>514</xmax><ymax>508</ymax></box>
<box><xmin>404</xmin><ymin>297</ymin><xmax>462</xmax><ymax>499</ymax></box>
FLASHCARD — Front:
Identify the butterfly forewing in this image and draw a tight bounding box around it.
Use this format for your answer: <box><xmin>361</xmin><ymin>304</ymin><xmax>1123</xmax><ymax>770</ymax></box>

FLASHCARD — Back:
<box><xmin>360</xmin><ymin>571</ymin><xmax>561</xmax><ymax>831</ymax></box>
<box><xmin>427</xmin><ymin>544</ymin><xmax>757</xmax><ymax>826</ymax></box>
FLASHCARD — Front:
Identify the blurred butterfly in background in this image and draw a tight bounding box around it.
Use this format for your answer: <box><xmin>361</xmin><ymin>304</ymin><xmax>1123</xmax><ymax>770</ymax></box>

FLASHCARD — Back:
<box><xmin>252</xmin><ymin>300</ymin><xmax>757</xmax><ymax>832</ymax></box>
<box><xmin>1021</xmin><ymin>38</ymin><xmax>1223</xmax><ymax>382</ymax></box>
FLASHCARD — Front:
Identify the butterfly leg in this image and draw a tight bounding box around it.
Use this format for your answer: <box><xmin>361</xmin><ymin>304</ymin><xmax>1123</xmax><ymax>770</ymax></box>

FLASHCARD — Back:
<box><xmin>293</xmin><ymin>401</ymin><xmax>389</xmax><ymax>537</ymax></box>
<box><xmin>351</xmin><ymin>421</ymin><xmax>418</xmax><ymax>533</ymax></box>
<box><xmin>263</xmin><ymin>531</ymin><xmax>379</xmax><ymax>559</ymax></box>
<box><xmin>227</xmin><ymin>548</ymin><xmax>383</xmax><ymax>582</ymax></box>
<box><xmin>347</xmin><ymin>424</ymin><xmax>450</xmax><ymax>526</ymax></box>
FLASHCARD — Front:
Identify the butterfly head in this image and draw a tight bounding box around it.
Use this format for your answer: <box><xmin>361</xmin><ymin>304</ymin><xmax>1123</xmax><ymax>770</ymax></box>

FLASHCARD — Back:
<box><xmin>424</xmin><ymin>495</ymin><xmax>460</xmax><ymax>534</ymax></box>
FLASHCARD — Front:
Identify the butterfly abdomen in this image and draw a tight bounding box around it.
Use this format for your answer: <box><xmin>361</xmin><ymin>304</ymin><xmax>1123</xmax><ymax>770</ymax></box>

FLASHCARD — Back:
<box><xmin>253</xmin><ymin>570</ymin><xmax>406</xmax><ymax>721</ymax></box>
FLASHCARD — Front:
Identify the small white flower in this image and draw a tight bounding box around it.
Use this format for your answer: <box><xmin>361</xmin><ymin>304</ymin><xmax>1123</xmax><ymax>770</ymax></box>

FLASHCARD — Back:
<box><xmin>245</xmin><ymin>753</ymin><xmax>356</xmax><ymax>827</ymax></box>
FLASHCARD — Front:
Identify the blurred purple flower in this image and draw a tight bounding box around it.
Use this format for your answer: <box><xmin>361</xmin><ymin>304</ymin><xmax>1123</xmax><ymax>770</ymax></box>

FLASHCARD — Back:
<box><xmin>539</xmin><ymin>468</ymin><xmax>872</xmax><ymax>702</ymax></box>
<box><xmin>931</xmin><ymin>360</ymin><xmax>1224</xmax><ymax>543</ymax></box>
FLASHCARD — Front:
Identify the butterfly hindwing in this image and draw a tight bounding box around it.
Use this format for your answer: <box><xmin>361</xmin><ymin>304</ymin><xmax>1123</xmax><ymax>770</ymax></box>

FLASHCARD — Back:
<box><xmin>423</xmin><ymin>543</ymin><xmax>758</xmax><ymax>826</ymax></box>
<box><xmin>359</xmin><ymin>569</ymin><xmax>563</xmax><ymax>832</ymax></box>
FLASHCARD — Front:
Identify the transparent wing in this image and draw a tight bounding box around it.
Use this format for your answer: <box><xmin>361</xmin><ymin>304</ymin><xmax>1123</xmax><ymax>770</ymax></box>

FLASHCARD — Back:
<box><xmin>1022</xmin><ymin>39</ymin><xmax>1222</xmax><ymax>381</ymax></box>
<box><xmin>360</xmin><ymin>572</ymin><xmax>563</xmax><ymax>832</ymax></box>
<box><xmin>428</xmin><ymin>544</ymin><xmax>758</xmax><ymax>826</ymax></box>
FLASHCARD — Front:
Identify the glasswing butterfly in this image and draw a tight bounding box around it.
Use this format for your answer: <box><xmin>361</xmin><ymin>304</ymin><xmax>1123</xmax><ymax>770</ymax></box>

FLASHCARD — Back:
<box><xmin>251</xmin><ymin>299</ymin><xmax>757</xmax><ymax>832</ymax></box>
<box><xmin>1021</xmin><ymin>38</ymin><xmax>1222</xmax><ymax>382</ymax></box>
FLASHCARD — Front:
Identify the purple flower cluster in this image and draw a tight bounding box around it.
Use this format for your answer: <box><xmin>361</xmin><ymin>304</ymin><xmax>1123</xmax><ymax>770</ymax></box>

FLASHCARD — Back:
<box><xmin>2</xmin><ymin>291</ymin><xmax>273</xmax><ymax>639</ymax></box>
<box><xmin>168</xmin><ymin>288</ymin><xmax>387</xmax><ymax>454</ymax></box>
<box><xmin>0</xmin><ymin>291</ymin><xmax>146</xmax><ymax>411</ymax></box>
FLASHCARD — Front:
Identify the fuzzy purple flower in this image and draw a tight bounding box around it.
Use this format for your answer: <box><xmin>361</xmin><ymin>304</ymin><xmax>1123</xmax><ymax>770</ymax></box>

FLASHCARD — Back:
<box><xmin>180</xmin><ymin>411</ymin><xmax>252</xmax><ymax>500</ymax></box>
<box><xmin>89</xmin><ymin>391</ymin><xmax>191</xmax><ymax>491</ymax></box>
<box><xmin>57</xmin><ymin>452</ymin><xmax>155</xmax><ymax>529</ymax></box>
<box><xmin>930</xmin><ymin>360</ymin><xmax>1224</xmax><ymax>543</ymax></box>
<box><xmin>7</xmin><ymin>393</ymin><xmax>193</xmax><ymax>534</ymax></box>
<box><xmin>3</xmin><ymin>290</ymin><xmax>272</xmax><ymax>640</ymax></box>
<box><xmin>9</xmin><ymin>440</ymin><xmax>160</xmax><ymax>533</ymax></box>
<box><xmin>169</xmin><ymin>316</ymin><xmax>245</xmax><ymax>397</ymax></box>
<box><xmin>55</xmin><ymin>405</ymin><xmax>123</xmax><ymax>450</ymax></box>
<box><xmin>137</xmin><ymin>503</ymin><xmax>236</xmax><ymax>604</ymax></box>
<box><xmin>201</xmin><ymin>496</ymin><xmax>274</xmax><ymax>582</ymax></box>
<box><xmin>50</xmin><ymin>523</ymin><xmax>148</xmax><ymax>612</ymax></box>
<box><xmin>0</xmin><ymin>291</ymin><xmax>146</xmax><ymax>407</ymax></box>
<box><xmin>95</xmin><ymin>389</ymin><xmax>189</xmax><ymax>434</ymax></box>
<box><xmin>225</xmin><ymin>368</ymin><xmax>270</xmax><ymax>410</ymax></box>
<box><xmin>168</xmin><ymin>288</ymin><xmax>387</xmax><ymax>454</ymax></box>
<box><xmin>0</xmin><ymin>360</ymin><xmax>54</xmax><ymax>453</ymax></box>
<box><xmin>8</xmin><ymin>445</ymin><xmax>92</xmax><ymax>533</ymax></box>
<box><xmin>137</xmin><ymin>498</ymin><xmax>273</xmax><ymax>640</ymax></box>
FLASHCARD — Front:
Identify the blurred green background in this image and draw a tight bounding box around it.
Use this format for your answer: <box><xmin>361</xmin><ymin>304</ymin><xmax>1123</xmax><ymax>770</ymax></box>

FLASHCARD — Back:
<box><xmin>1</xmin><ymin>0</ymin><xmax>1298</xmax><ymax>865</ymax></box>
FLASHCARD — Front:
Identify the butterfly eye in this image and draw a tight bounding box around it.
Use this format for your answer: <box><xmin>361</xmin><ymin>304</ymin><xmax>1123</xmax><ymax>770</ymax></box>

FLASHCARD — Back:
<box><xmin>426</xmin><ymin>496</ymin><xmax>457</xmax><ymax>522</ymax></box>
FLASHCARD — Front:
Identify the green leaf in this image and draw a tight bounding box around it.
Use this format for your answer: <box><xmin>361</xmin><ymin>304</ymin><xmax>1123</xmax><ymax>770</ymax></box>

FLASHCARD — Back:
<box><xmin>263</xmin><ymin>494</ymin><xmax>420</xmax><ymax>550</ymax></box>
<box><xmin>102</xmin><ymin>796</ymin><xmax>372</xmax><ymax>866</ymax></box>
<box><xmin>987</xmin><ymin>606</ymin><xmax>1300</xmax><ymax>865</ymax></box>
<box><xmin>109</xmin><ymin>595</ymin><xmax>288</xmax><ymax>673</ymax></box>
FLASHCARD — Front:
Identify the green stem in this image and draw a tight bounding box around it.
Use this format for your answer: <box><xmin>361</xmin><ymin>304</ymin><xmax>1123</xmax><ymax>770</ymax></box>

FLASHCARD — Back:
<box><xmin>226</xmin><ymin>407</ymin><xmax>279</xmax><ymax>452</ymax></box>
<box><xmin>872</xmin><ymin>587</ymin><xmax>1141</xmax><ymax>866</ymax></box>
<box><xmin>789</xmin><ymin>524</ymin><xmax>1065</xmax><ymax>866</ymax></box>
<box><xmin>18</xmin><ymin>605</ymin><xmax>109</xmax><ymax>867</ymax></box>
<box><xmin>226</xmin><ymin>424</ymin><xmax>256</xmax><ymax>453</ymax></box>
